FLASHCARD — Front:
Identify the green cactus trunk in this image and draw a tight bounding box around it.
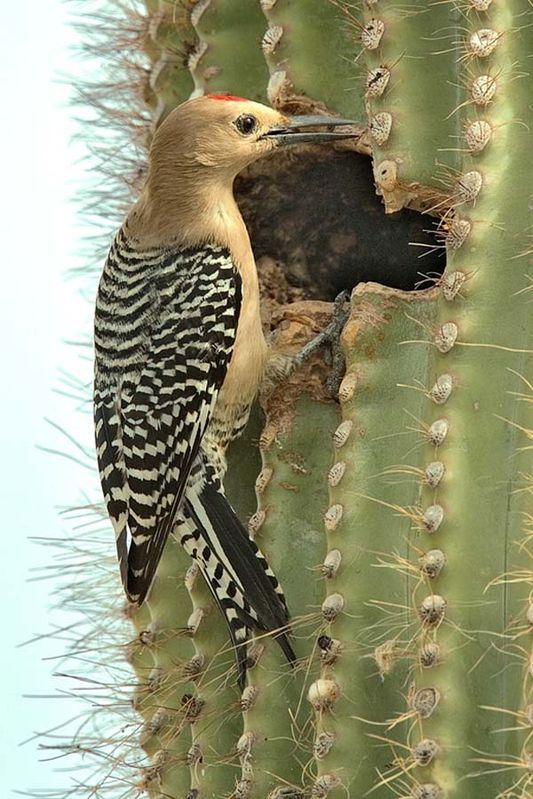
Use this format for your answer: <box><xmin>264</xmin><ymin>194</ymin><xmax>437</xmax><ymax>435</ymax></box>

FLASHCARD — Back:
<box><xmin>55</xmin><ymin>1</ymin><xmax>532</xmax><ymax>798</ymax></box>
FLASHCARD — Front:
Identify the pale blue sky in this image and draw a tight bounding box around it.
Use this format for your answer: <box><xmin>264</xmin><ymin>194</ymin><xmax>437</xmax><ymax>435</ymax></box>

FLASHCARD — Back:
<box><xmin>1</xmin><ymin>1</ymin><xmax>114</xmax><ymax>793</ymax></box>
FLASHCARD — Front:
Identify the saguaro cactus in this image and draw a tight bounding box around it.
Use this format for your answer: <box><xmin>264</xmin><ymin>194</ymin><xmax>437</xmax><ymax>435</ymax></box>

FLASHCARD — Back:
<box><xmin>49</xmin><ymin>1</ymin><xmax>531</xmax><ymax>798</ymax></box>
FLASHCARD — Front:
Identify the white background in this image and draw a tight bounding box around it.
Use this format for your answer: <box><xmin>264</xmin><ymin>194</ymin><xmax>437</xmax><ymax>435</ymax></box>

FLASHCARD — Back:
<box><xmin>1</xmin><ymin>1</ymin><xmax>108</xmax><ymax>792</ymax></box>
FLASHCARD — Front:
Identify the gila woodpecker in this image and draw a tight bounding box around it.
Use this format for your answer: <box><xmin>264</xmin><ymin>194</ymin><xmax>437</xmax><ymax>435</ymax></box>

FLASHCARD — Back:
<box><xmin>94</xmin><ymin>94</ymin><xmax>356</xmax><ymax>686</ymax></box>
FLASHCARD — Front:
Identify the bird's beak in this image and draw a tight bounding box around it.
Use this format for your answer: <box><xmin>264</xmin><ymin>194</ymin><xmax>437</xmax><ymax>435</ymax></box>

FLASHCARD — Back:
<box><xmin>261</xmin><ymin>114</ymin><xmax>360</xmax><ymax>146</ymax></box>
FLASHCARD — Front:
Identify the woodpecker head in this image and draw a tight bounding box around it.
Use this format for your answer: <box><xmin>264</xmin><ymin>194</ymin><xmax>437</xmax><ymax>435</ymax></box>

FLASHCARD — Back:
<box><xmin>149</xmin><ymin>94</ymin><xmax>358</xmax><ymax>179</ymax></box>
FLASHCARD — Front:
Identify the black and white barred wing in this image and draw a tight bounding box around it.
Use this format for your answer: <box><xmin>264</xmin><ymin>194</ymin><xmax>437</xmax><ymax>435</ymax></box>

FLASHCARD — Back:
<box><xmin>94</xmin><ymin>241</ymin><xmax>241</xmax><ymax>604</ymax></box>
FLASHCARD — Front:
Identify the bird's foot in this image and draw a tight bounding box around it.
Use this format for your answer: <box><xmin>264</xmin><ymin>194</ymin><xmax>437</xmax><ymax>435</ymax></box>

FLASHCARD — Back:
<box><xmin>291</xmin><ymin>291</ymin><xmax>350</xmax><ymax>398</ymax></box>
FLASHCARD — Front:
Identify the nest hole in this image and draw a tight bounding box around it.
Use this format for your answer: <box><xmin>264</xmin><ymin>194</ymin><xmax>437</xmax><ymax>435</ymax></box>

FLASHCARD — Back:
<box><xmin>235</xmin><ymin>149</ymin><xmax>444</xmax><ymax>304</ymax></box>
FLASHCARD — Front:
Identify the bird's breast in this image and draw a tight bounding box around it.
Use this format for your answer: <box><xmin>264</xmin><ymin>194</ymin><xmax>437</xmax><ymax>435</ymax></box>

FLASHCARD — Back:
<box><xmin>219</xmin><ymin>278</ymin><xmax>267</xmax><ymax>406</ymax></box>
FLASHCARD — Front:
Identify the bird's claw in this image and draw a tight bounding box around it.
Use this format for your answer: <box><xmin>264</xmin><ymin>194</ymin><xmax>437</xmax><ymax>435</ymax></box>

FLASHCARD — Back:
<box><xmin>322</xmin><ymin>290</ymin><xmax>351</xmax><ymax>345</ymax></box>
<box><xmin>322</xmin><ymin>291</ymin><xmax>350</xmax><ymax>398</ymax></box>
<box><xmin>292</xmin><ymin>290</ymin><xmax>351</xmax><ymax>399</ymax></box>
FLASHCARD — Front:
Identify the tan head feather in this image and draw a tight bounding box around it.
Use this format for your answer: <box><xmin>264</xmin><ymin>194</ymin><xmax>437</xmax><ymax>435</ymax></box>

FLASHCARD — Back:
<box><xmin>126</xmin><ymin>96</ymin><xmax>288</xmax><ymax>247</ymax></box>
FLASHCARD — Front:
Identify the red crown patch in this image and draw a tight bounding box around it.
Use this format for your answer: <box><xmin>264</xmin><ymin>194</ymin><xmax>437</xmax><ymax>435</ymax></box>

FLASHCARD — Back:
<box><xmin>206</xmin><ymin>93</ymin><xmax>248</xmax><ymax>102</ymax></box>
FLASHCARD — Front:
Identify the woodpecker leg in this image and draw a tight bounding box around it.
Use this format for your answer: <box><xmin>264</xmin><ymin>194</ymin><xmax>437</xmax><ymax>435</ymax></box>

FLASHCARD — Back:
<box><xmin>295</xmin><ymin>291</ymin><xmax>350</xmax><ymax>396</ymax></box>
<box><xmin>266</xmin><ymin>291</ymin><xmax>350</xmax><ymax>399</ymax></box>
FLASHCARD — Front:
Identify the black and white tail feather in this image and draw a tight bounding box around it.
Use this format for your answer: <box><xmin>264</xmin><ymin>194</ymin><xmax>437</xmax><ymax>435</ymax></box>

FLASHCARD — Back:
<box><xmin>180</xmin><ymin>462</ymin><xmax>294</xmax><ymax>687</ymax></box>
<box><xmin>94</xmin><ymin>230</ymin><xmax>294</xmax><ymax>686</ymax></box>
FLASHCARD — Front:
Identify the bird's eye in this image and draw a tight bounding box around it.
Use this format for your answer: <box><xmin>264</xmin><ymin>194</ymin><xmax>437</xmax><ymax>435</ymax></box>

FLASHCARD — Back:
<box><xmin>234</xmin><ymin>114</ymin><xmax>258</xmax><ymax>136</ymax></box>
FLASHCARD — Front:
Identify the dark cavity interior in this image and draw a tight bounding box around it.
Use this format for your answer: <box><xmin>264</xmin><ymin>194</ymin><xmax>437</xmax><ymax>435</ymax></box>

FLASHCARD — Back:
<box><xmin>235</xmin><ymin>149</ymin><xmax>444</xmax><ymax>302</ymax></box>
